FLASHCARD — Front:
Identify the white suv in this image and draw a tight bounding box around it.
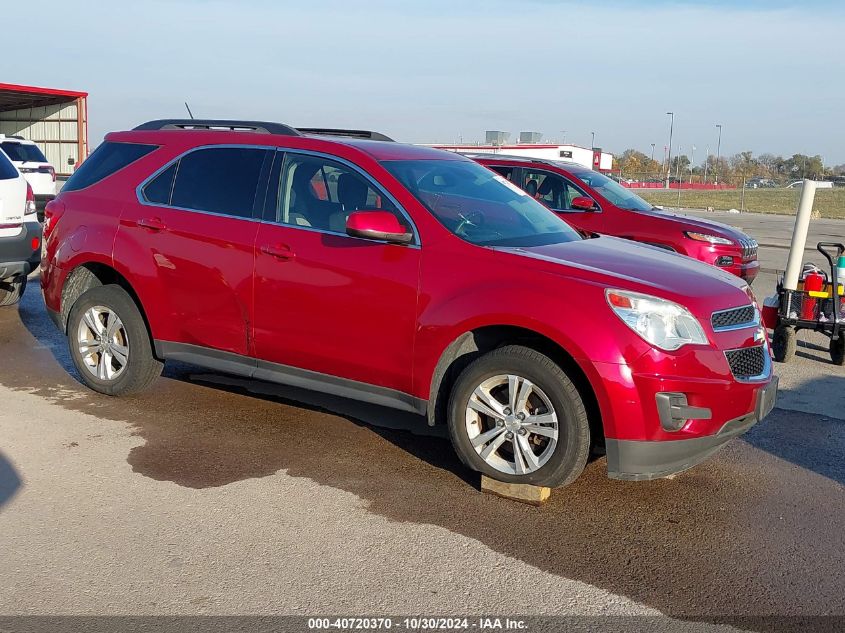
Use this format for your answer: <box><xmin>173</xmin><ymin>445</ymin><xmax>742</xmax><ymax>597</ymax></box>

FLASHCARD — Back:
<box><xmin>0</xmin><ymin>136</ymin><xmax>57</xmax><ymax>210</ymax></box>
<box><xmin>0</xmin><ymin>148</ymin><xmax>41</xmax><ymax>305</ymax></box>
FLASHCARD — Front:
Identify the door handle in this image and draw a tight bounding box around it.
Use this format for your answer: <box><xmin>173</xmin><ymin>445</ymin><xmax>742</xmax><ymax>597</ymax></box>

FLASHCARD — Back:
<box><xmin>260</xmin><ymin>244</ymin><xmax>295</xmax><ymax>260</ymax></box>
<box><xmin>137</xmin><ymin>217</ymin><xmax>167</xmax><ymax>232</ymax></box>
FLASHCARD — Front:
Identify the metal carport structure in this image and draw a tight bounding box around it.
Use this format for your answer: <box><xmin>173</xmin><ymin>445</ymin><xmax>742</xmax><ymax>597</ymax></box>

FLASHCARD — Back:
<box><xmin>0</xmin><ymin>82</ymin><xmax>88</xmax><ymax>178</ymax></box>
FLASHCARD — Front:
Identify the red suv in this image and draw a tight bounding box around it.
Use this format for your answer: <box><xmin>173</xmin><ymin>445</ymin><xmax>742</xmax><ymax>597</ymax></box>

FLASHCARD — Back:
<box><xmin>472</xmin><ymin>155</ymin><xmax>760</xmax><ymax>283</ymax></box>
<box><xmin>41</xmin><ymin>119</ymin><xmax>776</xmax><ymax>488</ymax></box>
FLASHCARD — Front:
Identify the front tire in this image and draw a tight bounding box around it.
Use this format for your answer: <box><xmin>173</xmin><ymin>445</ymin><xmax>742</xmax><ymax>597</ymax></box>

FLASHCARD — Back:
<box><xmin>67</xmin><ymin>284</ymin><xmax>162</xmax><ymax>396</ymax></box>
<box><xmin>830</xmin><ymin>335</ymin><xmax>845</xmax><ymax>366</ymax></box>
<box><xmin>447</xmin><ymin>345</ymin><xmax>591</xmax><ymax>488</ymax></box>
<box><xmin>0</xmin><ymin>275</ymin><xmax>27</xmax><ymax>306</ymax></box>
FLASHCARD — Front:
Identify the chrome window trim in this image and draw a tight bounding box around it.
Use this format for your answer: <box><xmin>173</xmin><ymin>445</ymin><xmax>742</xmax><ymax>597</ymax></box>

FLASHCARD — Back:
<box><xmin>135</xmin><ymin>144</ymin><xmax>421</xmax><ymax>247</ymax></box>
<box><xmin>711</xmin><ymin>304</ymin><xmax>761</xmax><ymax>332</ymax></box>
<box><xmin>724</xmin><ymin>344</ymin><xmax>771</xmax><ymax>383</ymax></box>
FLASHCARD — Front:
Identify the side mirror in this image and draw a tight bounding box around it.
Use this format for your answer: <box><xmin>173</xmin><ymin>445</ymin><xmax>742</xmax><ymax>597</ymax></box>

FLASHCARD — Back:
<box><xmin>571</xmin><ymin>196</ymin><xmax>597</xmax><ymax>211</ymax></box>
<box><xmin>346</xmin><ymin>210</ymin><xmax>413</xmax><ymax>244</ymax></box>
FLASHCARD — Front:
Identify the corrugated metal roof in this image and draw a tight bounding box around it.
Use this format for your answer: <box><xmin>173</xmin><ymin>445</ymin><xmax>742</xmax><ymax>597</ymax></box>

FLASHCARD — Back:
<box><xmin>0</xmin><ymin>82</ymin><xmax>88</xmax><ymax>113</ymax></box>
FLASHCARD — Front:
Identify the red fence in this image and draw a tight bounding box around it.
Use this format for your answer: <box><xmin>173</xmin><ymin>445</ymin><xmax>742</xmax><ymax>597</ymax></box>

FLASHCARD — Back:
<box><xmin>622</xmin><ymin>182</ymin><xmax>736</xmax><ymax>190</ymax></box>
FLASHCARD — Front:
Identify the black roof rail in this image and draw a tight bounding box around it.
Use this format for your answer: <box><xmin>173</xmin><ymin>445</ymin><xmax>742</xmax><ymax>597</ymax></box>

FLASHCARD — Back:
<box><xmin>133</xmin><ymin>119</ymin><xmax>302</xmax><ymax>136</ymax></box>
<box><xmin>297</xmin><ymin>127</ymin><xmax>394</xmax><ymax>142</ymax></box>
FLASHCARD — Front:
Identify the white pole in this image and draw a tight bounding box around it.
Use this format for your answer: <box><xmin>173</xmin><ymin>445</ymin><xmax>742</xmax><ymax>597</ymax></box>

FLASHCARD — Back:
<box><xmin>783</xmin><ymin>179</ymin><xmax>818</xmax><ymax>291</ymax></box>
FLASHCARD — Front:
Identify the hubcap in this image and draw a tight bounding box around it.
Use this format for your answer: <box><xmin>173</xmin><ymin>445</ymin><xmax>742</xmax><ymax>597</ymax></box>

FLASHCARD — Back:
<box><xmin>465</xmin><ymin>374</ymin><xmax>559</xmax><ymax>476</ymax></box>
<box><xmin>76</xmin><ymin>305</ymin><xmax>129</xmax><ymax>381</ymax></box>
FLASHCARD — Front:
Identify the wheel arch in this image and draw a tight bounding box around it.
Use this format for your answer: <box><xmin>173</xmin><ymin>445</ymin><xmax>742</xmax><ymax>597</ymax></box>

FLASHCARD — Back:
<box><xmin>60</xmin><ymin>262</ymin><xmax>158</xmax><ymax>358</ymax></box>
<box><xmin>426</xmin><ymin>325</ymin><xmax>604</xmax><ymax>448</ymax></box>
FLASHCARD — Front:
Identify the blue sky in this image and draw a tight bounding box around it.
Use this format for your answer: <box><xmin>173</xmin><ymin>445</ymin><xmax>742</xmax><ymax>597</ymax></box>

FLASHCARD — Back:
<box><xmin>3</xmin><ymin>0</ymin><xmax>844</xmax><ymax>162</ymax></box>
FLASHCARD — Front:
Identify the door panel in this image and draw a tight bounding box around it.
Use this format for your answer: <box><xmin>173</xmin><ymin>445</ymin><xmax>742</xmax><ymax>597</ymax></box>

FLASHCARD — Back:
<box><xmin>117</xmin><ymin>146</ymin><xmax>270</xmax><ymax>354</ymax></box>
<box><xmin>253</xmin><ymin>152</ymin><xmax>420</xmax><ymax>393</ymax></box>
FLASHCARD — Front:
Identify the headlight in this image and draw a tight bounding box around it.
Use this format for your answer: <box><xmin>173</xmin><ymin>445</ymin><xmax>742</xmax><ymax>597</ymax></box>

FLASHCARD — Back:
<box><xmin>606</xmin><ymin>289</ymin><xmax>708</xmax><ymax>351</ymax></box>
<box><xmin>685</xmin><ymin>231</ymin><xmax>733</xmax><ymax>246</ymax></box>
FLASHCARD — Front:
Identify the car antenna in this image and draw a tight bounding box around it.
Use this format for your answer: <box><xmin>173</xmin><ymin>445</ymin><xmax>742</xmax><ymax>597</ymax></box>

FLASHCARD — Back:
<box><xmin>184</xmin><ymin>102</ymin><xmax>195</xmax><ymax>119</ymax></box>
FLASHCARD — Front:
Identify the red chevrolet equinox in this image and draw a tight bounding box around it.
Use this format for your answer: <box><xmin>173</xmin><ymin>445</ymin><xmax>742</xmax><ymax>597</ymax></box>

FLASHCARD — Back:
<box><xmin>471</xmin><ymin>155</ymin><xmax>760</xmax><ymax>283</ymax></box>
<box><xmin>41</xmin><ymin>120</ymin><xmax>776</xmax><ymax>488</ymax></box>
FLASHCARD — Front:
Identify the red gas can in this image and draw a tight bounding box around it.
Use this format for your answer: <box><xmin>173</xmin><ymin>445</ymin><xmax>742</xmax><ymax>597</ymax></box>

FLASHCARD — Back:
<box><xmin>802</xmin><ymin>272</ymin><xmax>825</xmax><ymax>320</ymax></box>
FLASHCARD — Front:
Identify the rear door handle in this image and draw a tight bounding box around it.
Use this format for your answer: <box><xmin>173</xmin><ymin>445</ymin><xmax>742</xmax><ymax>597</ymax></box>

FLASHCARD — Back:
<box><xmin>260</xmin><ymin>244</ymin><xmax>295</xmax><ymax>260</ymax></box>
<box><xmin>137</xmin><ymin>217</ymin><xmax>167</xmax><ymax>231</ymax></box>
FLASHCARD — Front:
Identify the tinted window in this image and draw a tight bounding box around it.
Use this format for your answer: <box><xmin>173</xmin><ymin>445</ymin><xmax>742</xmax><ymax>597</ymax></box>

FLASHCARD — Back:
<box><xmin>63</xmin><ymin>142</ymin><xmax>157</xmax><ymax>192</ymax></box>
<box><xmin>0</xmin><ymin>150</ymin><xmax>18</xmax><ymax>180</ymax></box>
<box><xmin>171</xmin><ymin>147</ymin><xmax>268</xmax><ymax>217</ymax></box>
<box><xmin>489</xmin><ymin>165</ymin><xmax>515</xmax><ymax>181</ymax></box>
<box><xmin>276</xmin><ymin>154</ymin><xmax>407</xmax><ymax>234</ymax></box>
<box><xmin>382</xmin><ymin>159</ymin><xmax>581</xmax><ymax>247</ymax></box>
<box><xmin>0</xmin><ymin>141</ymin><xmax>47</xmax><ymax>163</ymax></box>
<box><xmin>142</xmin><ymin>163</ymin><xmax>177</xmax><ymax>205</ymax></box>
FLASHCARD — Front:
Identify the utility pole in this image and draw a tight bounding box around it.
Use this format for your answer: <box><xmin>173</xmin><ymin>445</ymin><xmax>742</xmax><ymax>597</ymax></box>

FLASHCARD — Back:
<box><xmin>690</xmin><ymin>145</ymin><xmax>696</xmax><ymax>184</ymax></box>
<box><xmin>676</xmin><ymin>145</ymin><xmax>683</xmax><ymax>208</ymax></box>
<box><xmin>650</xmin><ymin>143</ymin><xmax>656</xmax><ymax>180</ymax></box>
<box><xmin>715</xmin><ymin>124</ymin><xmax>723</xmax><ymax>185</ymax></box>
<box><xmin>665</xmin><ymin>112</ymin><xmax>674</xmax><ymax>189</ymax></box>
<box><xmin>703</xmin><ymin>145</ymin><xmax>710</xmax><ymax>183</ymax></box>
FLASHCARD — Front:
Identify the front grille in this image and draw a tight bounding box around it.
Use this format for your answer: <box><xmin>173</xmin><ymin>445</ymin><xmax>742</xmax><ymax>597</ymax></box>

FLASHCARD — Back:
<box><xmin>711</xmin><ymin>305</ymin><xmax>757</xmax><ymax>330</ymax></box>
<box><xmin>740</xmin><ymin>237</ymin><xmax>758</xmax><ymax>260</ymax></box>
<box><xmin>725</xmin><ymin>345</ymin><xmax>767</xmax><ymax>379</ymax></box>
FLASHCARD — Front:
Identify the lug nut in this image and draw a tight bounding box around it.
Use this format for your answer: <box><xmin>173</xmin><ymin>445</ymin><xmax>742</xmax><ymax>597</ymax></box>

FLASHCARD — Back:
<box><xmin>496</xmin><ymin>420</ymin><xmax>504</xmax><ymax>427</ymax></box>
<box><xmin>517</xmin><ymin>412</ymin><xmax>526</xmax><ymax>421</ymax></box>
<box><xmin>518</xmin><ymin>428</ymin><xmax>527</xmax><ymax>436</ymax></box>
<box><xmin>503</xmin><ymin>407</ymin><xmax>512</xmax><ymax>415</ymax></box>
<box><xmin>505</xmin><ymin>432</ymin><xmax>514</xmax><ymax>439</ymax></box>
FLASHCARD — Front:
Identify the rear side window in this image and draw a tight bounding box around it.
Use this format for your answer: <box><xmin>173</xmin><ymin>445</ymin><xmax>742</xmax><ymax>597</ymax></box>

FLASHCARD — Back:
<box><xmin>0</xmin><ymin>141</ymin><xmax>48</xmax><ymax>163</ymax></box>
<box><xmin>169</xmin><ymin>147</ymin><xmax>268</xmax><ymax>218</ymax></box>
<box><xmin>0</xmin><ymin>150</ymin><xmax>18</xmax><ymax>180</ymax></box>
<box><xmin>63</xmin><ymin>141</ymin><xmax>157</xmax><ymax>192</ymax></box>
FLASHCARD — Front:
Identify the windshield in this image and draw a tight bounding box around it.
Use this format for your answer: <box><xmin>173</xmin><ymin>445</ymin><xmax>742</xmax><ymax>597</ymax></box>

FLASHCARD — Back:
<box><xmin>0</xmin><ymin>141</ymin><xmax>48</xmax><ymax>164</ymax></box>
<box><xmin>569</xmin><ymin>168</ymin><xmax>653</xmax><ymax>212</ymax></box>
<box><xmin>381</xmin><ymin>159</ymin><xmax>581</xmax><ymax>247</ymax></box>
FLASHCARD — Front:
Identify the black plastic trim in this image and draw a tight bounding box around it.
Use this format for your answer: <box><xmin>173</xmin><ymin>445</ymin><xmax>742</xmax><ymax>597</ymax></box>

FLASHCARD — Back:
<box><xmin>134</xmin><ymin>119</ymin><xmax>302</xmax><ymax>137</ymax></box>
<box><xmin>298</xmin><ymin>128</ymin><xmax>395</xmax><ymax>142</ymax></box>
<box><xmin>0</xmin><ymin>221</ymin><xmax>41</xmax><ymax>279</ymax></box>
<box><xmin>154</xmin><ymin>341</ymin><xmax>427</xmax><ymax>415</ymax></box>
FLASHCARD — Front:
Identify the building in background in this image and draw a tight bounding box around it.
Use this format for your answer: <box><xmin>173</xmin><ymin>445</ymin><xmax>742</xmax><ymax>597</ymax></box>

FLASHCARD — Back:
<box><xmin>430</xmin><ymin>132</ymin><xmax>613</xmax><ymax>172</ymax></box>
<box><xmin>0</xmin><ymin>82</ymin><xmax>88</xmax><ymax>178</ymax></box>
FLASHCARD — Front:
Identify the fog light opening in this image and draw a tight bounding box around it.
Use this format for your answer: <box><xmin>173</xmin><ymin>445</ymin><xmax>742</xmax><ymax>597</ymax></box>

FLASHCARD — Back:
<box><xmin>715</xmin><ymin>255</ymin><xmax>734</xmax><ymax>267</ymax></box>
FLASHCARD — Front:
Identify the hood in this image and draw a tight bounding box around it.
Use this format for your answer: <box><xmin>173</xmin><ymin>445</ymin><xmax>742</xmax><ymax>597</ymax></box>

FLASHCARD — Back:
<box><xmin>636</xmin><ymin>208</ymin><xmax>751</xmax><ymax>242</ymax></box>
<box><xmin>496</xmin><ymin>235</ymin><xmax>749</xmax><ymax>313</ymax></box>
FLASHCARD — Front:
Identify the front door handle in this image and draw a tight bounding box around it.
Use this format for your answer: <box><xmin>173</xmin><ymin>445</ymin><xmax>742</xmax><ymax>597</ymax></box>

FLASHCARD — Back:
<box><xmin>137</xmin><ymin>217</ymin><xmax>167</xmax><ymax>232</ymax></box>
<box><xmin>260</xmin><ymin>244</ymin><xmax>295</xmax><ymax>260</ymax></box>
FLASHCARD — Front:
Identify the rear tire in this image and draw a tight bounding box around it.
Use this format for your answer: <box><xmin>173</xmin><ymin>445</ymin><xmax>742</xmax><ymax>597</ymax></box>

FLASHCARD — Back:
<box><xmin>0</xmin><ymin>275</ymin><xmax>27</xmax><ymax>306</ymax></box>
<box><xmin>447</xmin><ymin>345</ymin><xmax>590</xmax><ymax>488</ymax></box>
<box><xmin>830</xmin><ymin>335</ymin><xmax>845</xmax><ymax>366</ymax></box>
<box><xmin>67</xmin><ymin>284</ymin><xmax>162</xmax><ymax>396</ymax></box>
<box><xmin>772</xmin><ymin>324</ymin><xmax>797</xmax><ymax>363</ymax></box>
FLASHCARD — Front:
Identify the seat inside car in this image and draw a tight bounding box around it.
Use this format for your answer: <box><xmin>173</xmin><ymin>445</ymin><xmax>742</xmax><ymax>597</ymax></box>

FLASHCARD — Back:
<box><xmin>333</xmin><ymin>172</ymin><xmax>369</xmax><ymax>232</ymax></box>
<box><xmin>289</xmin><ymin>164</ymin><xmax>341</xmax><ymax>230</ymax></box>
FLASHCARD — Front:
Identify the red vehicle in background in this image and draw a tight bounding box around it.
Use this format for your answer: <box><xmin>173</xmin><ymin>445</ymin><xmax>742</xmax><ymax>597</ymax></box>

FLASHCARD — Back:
<box><xmin>472</xmin><ymin>155</ymin><xmax>760</xmax><ymax>283</ymax></box>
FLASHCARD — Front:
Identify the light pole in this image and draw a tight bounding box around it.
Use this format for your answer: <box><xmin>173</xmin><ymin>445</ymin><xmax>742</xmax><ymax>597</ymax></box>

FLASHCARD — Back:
<box><xmin>703</xmin><ymin>145</ymin><xmax>710</xmax><ymax>183</ymax></box>
<box><xmin>690</xmin><ymin>145</ymin><xmax>696</xmax><ymax>183</ymax></box>
<box><xmin>676</xmin><ymin>145</ymin><xmax>683</xmax><ymax>207</ymax></box>
<box><xmin>650</xmin><ymin>143</ymin><xmax>656</xmax><ymax>179</ymax></box>
<box><xmin>715</xmin><ymin>124</ymin><xmax>722</xmax><ymax>185</ymax></box>
<box><xmin>591</xmin><ymin>131</ymin><xmax>596</xmax><ymax>149</ymax></box>
<box><xmin>665</xmin><ymin>112</ymin><xmax>674</xmax><ymax>188</ymax></box>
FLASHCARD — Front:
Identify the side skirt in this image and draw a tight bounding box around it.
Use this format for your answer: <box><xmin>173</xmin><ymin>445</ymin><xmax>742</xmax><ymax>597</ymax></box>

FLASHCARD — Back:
<box><xmin>154</xmin><ymin>341</ymin><xmax>428</xmax><ymax>415</ymax></box>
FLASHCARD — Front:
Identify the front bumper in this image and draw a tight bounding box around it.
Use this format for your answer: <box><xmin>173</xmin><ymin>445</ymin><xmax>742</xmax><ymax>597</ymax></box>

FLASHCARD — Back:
<box><xmin>606</xmin><ymin>376</ymin><xmax>778</xmax><ymax>480</ymax></box>
<box><xmin>0</xmin><ymin>221</ymin><xmax>42</xmax><ymax>280</ymax></box>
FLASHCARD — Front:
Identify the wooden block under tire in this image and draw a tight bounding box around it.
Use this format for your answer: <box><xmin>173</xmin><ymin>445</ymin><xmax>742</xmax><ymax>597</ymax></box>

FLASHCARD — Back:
<box><xmin>480</xmin><ymin>475</ymin><xmax>551</xmax><ymax>505</ymax></box>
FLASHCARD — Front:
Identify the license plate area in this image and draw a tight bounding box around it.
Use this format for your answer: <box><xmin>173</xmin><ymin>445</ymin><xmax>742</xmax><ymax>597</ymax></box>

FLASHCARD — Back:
<box><xmin>755</xmin><ymin>376</ymin><xmax>779</xmax><ymax>422</ymax></box>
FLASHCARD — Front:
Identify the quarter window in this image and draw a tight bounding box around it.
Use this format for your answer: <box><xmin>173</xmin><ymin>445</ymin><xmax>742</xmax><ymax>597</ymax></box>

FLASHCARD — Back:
<box><xmin>274</xmin><ymin>154</ymin><xmax>408</xmax><ymax>235</ymax></box>
<box><xmin>142</xmin><ymin>163</ymin><xmax>177</xmax><ymax>205</ymax></box>
<box><xmin>170</xmin><ymin>147</ymin><xmax>269</xmax><ymax>218</ymax></box>
<box><xmin>63</xmin><ymin>142</ymin><xmax>157</xmax><ymax>192</ymax></box>
<box><xmin>0</xmin><ymin>150</ymin><xmax>17</xmax><ymax>180</ymax></box>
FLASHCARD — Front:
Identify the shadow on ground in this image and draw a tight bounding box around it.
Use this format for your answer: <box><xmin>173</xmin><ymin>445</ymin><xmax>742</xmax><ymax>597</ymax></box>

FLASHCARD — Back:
<box><xmin>0</xmin><ymin>451</ymin><xmax>21</xmax><ymax>510</ymax></box>
<box><xmin>3</xmin><ymin>281</ymin><xmax>845</xmax><ymax>625</ymax></box>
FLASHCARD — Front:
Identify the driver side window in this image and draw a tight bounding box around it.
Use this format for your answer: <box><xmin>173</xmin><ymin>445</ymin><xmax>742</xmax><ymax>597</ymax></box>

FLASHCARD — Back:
<box><xmin>524</xmin><ymin>170</ymin><xmax>589</xmax><ymax>212</ymax></box>
<box><xmin>274</xmin><ymin>154</ymin><xmax>407</xmax><ymax>234</ymax></box>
